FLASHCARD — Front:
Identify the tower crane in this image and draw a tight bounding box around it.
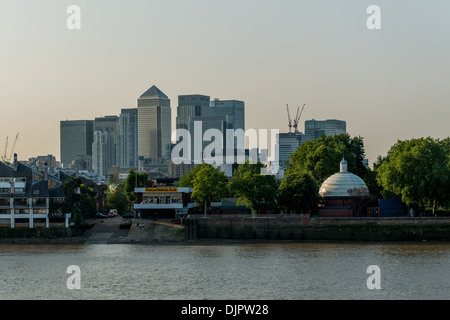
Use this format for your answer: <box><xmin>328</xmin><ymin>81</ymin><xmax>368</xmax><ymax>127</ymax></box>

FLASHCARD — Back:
<box><xmin>8</xmin><ymin>133</ymin><xmax>19</xmax><ymax>162</ymax></box>
<box><xmin>2</xmin><ymin>137</ymin><xmax>8</xmax><ymax>162</ymax></box>
<box><xmin>1</xmin><ymin>133</ymin><xmax>19</xmax><ymax>163</ymax></box>
<box><xmin>286</xmin><ymin>104</ymin><xmax>293</xmax><ymax>133</ymax></box>
<box><xmin>293</xmin><ymin>104</ymin><xmax>306</xmax><ymax>133</ymax></box>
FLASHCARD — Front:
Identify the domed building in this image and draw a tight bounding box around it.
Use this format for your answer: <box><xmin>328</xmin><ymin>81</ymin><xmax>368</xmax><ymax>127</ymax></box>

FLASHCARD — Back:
<box><xmin>317</xmin><ymin>158</ymin><xmax>369</xmax><ymax>217</ymax></box>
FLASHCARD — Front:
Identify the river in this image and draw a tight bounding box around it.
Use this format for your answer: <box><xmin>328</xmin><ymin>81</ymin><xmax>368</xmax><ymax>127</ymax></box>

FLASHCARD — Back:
<box><xmin>0</xmin><ymin>242</ymin><xmax>449</xmax><ymax>300</ymax></box>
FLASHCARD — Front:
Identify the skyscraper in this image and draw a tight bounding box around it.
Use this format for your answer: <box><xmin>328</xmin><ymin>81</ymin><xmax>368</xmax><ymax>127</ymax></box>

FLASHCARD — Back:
<box><xmin>94</xmin><ymin>115</ymin><xmax>120</xmax><ymax>166</ymax></box>
<box><xmin>60</xmin><ymin>120</ymin><xmax>93</xmax><ymax>168</ymax></box>
<box><xmin>276</xmin><ymin>132</ymin><xmax>305</xmax><ymax>176</ymax></box>
<box><xmin>176</xmin><ymin>94</ymin><xmax>211</xmax><ymax>130</ymax></box>
<box><xmin>92</xmin><ymin>130</ymin><xmax>116</xmax><ymax>178</ymax></box>
<box><xmin>304</xmin><ymin>119</ymin><xmax>347</xmax><ymax>141</ymax></box>
<box><xmin>210</xmin><ymin>99</ymin><xmax>245</xmax><ymax>132</ymax></box>
<box><xmin>119</xmin><ymin>108</ymin><xmax>138</xmax><ymax>168</ymax></box>
<box><xmin>211</xmin><ymin>99</ymin><xmax>246</xmax><ymax>160</ymax></box>
<box><xmin>137</xmin><ymin>85</ymin><xmax>171</xmax><ymax>160</ymax></box>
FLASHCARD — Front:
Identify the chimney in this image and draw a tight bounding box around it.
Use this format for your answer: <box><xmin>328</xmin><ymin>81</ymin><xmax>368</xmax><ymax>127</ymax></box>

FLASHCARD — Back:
<box><xmin>13</xmin><ymin>153</ymin><xmax>18</xmax><ymax>171</ymax></box>
<box><xmin>44</xmin><ymin>162</ymin><xmax>48</xmax><ymax>181</ymax></box>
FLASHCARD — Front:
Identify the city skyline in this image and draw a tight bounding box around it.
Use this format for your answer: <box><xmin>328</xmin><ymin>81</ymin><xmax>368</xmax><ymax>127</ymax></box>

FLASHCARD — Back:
<box><xmin>1</xmin><ymin>1</ymin><xmax>449</xmax><ymax>166</ymax></box>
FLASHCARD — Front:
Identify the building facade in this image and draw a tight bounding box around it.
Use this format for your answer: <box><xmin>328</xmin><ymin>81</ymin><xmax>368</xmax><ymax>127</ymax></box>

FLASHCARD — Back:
<box><xmin>276</xmin><ymin>132</ymin><xmax>305</xmax><ymax>176</ymax></box>
<box><xmin>92</xmin><ymin>130</ymin><xmax>116</xmax><ymax>178</ymax></box>
<box><xmin>60</xmin><ymin>120</ymin><xmax>94</xmax><ymax>168</ymax></box>
<box><xmin>304</xmin><ymin>119</ymin><xmax>346</xmax><ymax>141</ymax></box>
<box><xmin>138</xmin><ymin>85</ymin><xmax>172</xmax><ymax>160</ymax></box>
<box><xmin>0</xmin><ymin>155</ymin><xmax>66</xmax><ymax>228</ymax></box>
<box><xmin>176</xmin><ymin>94</ymin><xmax>212</xmax><ymax>130</ymax></box>
<box><xmin>119</xmin><ymin>108</ymin><xmax>138</xmax><ymax>168</ymax></box>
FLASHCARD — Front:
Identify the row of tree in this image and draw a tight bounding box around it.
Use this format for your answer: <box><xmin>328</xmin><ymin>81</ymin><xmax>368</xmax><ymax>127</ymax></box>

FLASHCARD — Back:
<box><xmin>59</xmin><ymin>134</ymin><xmax>449</xmax><ymax>220</ymax></box>
<box><xmin>179</xmin><ymin>134</ymin><xmax>450</xmax><ymax>215</ymax></box>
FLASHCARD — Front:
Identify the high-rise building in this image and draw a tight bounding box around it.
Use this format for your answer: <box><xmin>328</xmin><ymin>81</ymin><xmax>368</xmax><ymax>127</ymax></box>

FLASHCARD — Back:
<box><xmin>119</xmin><ymin>108</ymin><xmax>138</xmax><ymax>168</ymax></box>
<box><xmin>211</xmin><ymin>99</ymin><xmax>245</xmax><ymax>132</ymax></box>
<box><xmin>211</xmin><ymin>99</ymin><xmax>245</xmax><ymax>156</ymax></box>
<box><xmin>304</xmin><ymin>119</ymin><xmax>346</xmax><ymax>141</ymax></box>
<box><xmin>60</xmin><ymin>120</ymin><xmax>93</xmax><ymax>168</ymax></box>
<box><xmin>94</xmin><ymin>115</ymin><xmax>120</xmax><ymax>166</ymax></box>
<box><xmin>92</xmin><ymin>130</ymin><xmax>116</xmax><ymax>178</ymax></box>
<box><xmin>276</xmin><ymin>132</ymin><xmax>305</xmax><ymax>176</ymax></box>
<box><xmin>176</xmin><ymin>95</ymin><xmax>211</xmax><ymax>130</ymax></box>
<box><xmin>137</xmin><ymin>85</ymin><xmax>171</xmax><ymax>160</ymax></box>
<box><xmin>187</xmin><ymin>115</ymin><xmax>229</xmax><ymax>164</ymax></box>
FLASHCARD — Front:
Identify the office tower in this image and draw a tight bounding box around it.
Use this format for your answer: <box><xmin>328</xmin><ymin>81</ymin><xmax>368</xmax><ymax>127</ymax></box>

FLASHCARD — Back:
<box><xmin>276</xmin><ymin>132</ymin><xmax>305</xmax><ymax>174</ymax></box>
<box><xmin>176</xmin><ymin>95</ymin><xmax>211</xmax><ymax>130</ymax></box>
<box><xmin>187</xmin><ymin>115</ymin><xmax>229</xmax><ymax>164</ymax></box>
<box><xmin>119</xmin><ymin>108</ymin><xmax>138</xmax><ymax>168</ymax></box>
<box><xmin>211</xmin><ymin>99</ymin><xmax>245</xmax><ymax>132</ymax></box>
<box><xmin>304</xmin><ymin>119</ymin><xmax>346</xmax><ymax>141</ymax></box>
<box><xmin>94</xmin><ymin>115</ymin><xmax>120</xmax><ymax>166</ymax></box>
<box><xmin>60</xmin><ymin>120</ymin><xmax>93</xmax><ymax>168</ymax></box>
<box><xmin>92</xmin><ymin>130</ymin><xmax>116</xmax><ymax>177</ymax></box>
<box><xmin>138</xmin><ymin>85</ymin><xmax>171</xmax><ymax>160</ymax></box>
<box><xmin>211</xmin><ymin>99</ymin><xmax>245</xmax><ymax>154</ymax></box>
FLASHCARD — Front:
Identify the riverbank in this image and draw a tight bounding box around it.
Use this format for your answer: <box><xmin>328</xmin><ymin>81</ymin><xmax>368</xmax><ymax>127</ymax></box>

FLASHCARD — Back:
<box><xmin>1</xmin><ymin>216</ymin><xmax>450</xmax><ymax>245</ymax></box>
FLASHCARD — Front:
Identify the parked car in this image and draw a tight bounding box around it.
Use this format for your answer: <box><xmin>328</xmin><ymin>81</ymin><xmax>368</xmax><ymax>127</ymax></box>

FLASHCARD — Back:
<box><xmin>123</xmin><ymin>213</ymin><xmax>134</xmax><ymax>219</ymax></box>
<box><xmin>94</xmin><ymin>213</ymin><xmax>108</xmax><ymax>219</ymax></box>
<box><xmin>108</xmin><ymin>212</ymin><xmax>116</xmax><ymax>217</ymax></box>
<box><xmin>109</xmin><ymin>209</ymin><xmax>118</xmax><ymax>216</ymax></box>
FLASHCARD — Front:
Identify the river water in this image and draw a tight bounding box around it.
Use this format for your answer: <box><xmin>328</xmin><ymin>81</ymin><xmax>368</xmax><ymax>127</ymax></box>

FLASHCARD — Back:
<box><xmin>0</xmin><ymin>242</ymin><xmax>449</xmax><ymax>300</ymax></box>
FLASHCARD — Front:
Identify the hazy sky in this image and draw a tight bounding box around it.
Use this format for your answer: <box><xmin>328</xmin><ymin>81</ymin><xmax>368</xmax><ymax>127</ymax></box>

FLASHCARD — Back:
<box><xmin>1</xmin><ymin>0</ymin><xmax>449</xmax><ymax>166</ymax></box>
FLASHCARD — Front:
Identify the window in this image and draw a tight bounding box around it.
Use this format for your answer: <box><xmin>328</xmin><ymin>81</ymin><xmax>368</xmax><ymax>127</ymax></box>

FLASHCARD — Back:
<box><xmin>0</xmin><ymin>199</ymin><xmax>10</xmax><ymax>206</ymax></box>
<box><xmin>32</xmin><ymin>198</ymin><xmax>47</xmax><ymax>207</ymax></box>
<box><xmin>14</xmin><ymin>198</ymin><xmax>28</xmax><ymax>206</ymax></box>
<box><xmin>14</xmin><ymin>188</ymin><xmax>25</xmax><ymax>194</ymax></box>
<box><xmin>0</xmin><ymin>188</ymin><xmax>10</xmax><ymax>194</ymax></box>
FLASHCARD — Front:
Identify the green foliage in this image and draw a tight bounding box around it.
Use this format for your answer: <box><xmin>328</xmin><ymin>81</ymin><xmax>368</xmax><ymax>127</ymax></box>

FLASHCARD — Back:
<box><xmin>124</xmin><ymin>170</ymin><xmax>148</xmax><ymax>203</ymax></box>
<box><xmin>376</xmin><ymin>137</ymin><xmax>450</xmax><ymax>209</ymax></box>
<box><xmin>178</xmin><ymin>163</ymin><xmax>211</xmax><ymax>188</ymax></box>
<box><xmin>61</xmin><ymin>177</ymin><xmax>96</xmax><ymax>221</ymax></box>
<box><xmin>229</xmin><ymin>162</ymin><xmax>278</xmax><ymax>214</ymax></box>
<box><xmin>106</xmin><ymin>184</ymin><xmax>129</xmax><ymax>215</ymax></box>
<box><xmin>277</xmin><ymin>171</ymin><xmax>322</xmax><ymax>214</ymax></box>
<box><xmin>287</xmin><ymin>133</ymin><xmax>368</xmax><ymax>185</ymax></box>
<box><xmin>191</xmin><ymin>165</ymin><xmax>228</xmax><ymax>214</ymax></box>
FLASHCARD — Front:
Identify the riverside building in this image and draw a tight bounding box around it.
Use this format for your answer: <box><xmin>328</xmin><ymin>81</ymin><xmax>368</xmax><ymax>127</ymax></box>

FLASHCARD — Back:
<box><xmin>0</xmin><ymin>154</ymin><xmax>67</xmax><ymax>228</ymax></box>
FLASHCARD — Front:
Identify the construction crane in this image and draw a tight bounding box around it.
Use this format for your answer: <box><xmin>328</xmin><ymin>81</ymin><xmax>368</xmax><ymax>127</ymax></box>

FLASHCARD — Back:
<box><xmin>2</xmin><ymin>137</ymin><xmax>8</xmax><ymax>162</ymax></box>
<box><xmin>8</xmin><ymin>133</ymin><xmax>19</xmax><ymax>162</ymax></box>
<box><xmin>286</xmin><ymin>104</ymin><xmax>293</xmax><ymax>133</ymax></box>
<box><xmin>1</xmin><ymin>133</ymin><xmax>19</xmax><ymax>163</ymax></box>
<box><xmin>293</xmin><ymin>104</ymin><xmax>306</xmax><ymax>133</ymax></box>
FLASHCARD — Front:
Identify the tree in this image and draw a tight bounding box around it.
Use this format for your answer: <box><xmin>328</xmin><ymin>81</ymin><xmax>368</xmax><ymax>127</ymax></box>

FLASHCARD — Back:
<box><xmin>106</xmin><ymin>184</ymin><xmax>129</xmax><ymax>215</ymax></box>
<box><xmin>124</xmin><ymin>170</ymin><xmax>148</xmax><ymax>204</ymax></box>
<box><xmin>191</xmin><ymin>165</ymin><xmax>228</xmax><ymax>216</ymax></box>
<box><xmin>228</xmin><ymin>161</ymin><xmax>278</xmax><ymax>214</ymax></box>
<box><xmin>287</xmin><ymin>133</ymin><xmax>368</xmax><ymax>185</ymax></box>
<box><xmin>61</xmin><ymin>177</ymin><xmax>96</xmax><ymax>222</ymax></box>
<box><xmin>348</xmin><ymin>187</ymin><xmax>376</xmax><ymax>217</ymax></box>
<box><xmin>376</xmin><ymin>137</ymin><xmax>450</xmax><ymax>213</ymax></box>
<box><xmin>277</xmin><ymin>171</ymin><xmax>322</xmax><ymax>215</ymax></box>
<box><xmin>178</xmin><ymin>163</ymin><xmax>211</xmax><ymax>188</ymax></box>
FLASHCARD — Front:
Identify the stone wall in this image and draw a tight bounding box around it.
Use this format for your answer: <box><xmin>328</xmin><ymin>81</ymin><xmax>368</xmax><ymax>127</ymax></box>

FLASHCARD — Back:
<box><xmin>185</xmin><ymin>216</ymin><xmax>450</xmax><ymax>241</ymax></box>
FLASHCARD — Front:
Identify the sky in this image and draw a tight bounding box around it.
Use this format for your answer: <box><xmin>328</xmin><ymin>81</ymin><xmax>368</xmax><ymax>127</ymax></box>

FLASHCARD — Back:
<box><xmin>1</xmin><ymin>0</ymin><xmax>449</xmax><ymax>167</ymax></box>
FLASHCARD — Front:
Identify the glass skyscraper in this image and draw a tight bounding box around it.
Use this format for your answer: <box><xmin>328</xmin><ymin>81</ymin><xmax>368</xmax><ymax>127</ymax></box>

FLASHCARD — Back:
<box><xmin>60</xmin><ymin>120</ymin><xmax>93</xmax><ymax>168</ymax></box>
<box><xmin>304</xmin><ymin>119</ymin><xmax>347</xmax><ymax>141</ymax></box>
<box><xmin>176</xmin><ymin>94</ymin><xmax>211</xmax><ymax>130</ymax></box>
<box><xmin>137</xmin><ymin>85</ymin><xmax>171</xmax><ymax>160</ymax></box>
<box><xmin>119</xmin><ymin>108</ymin><xmax>138</xmax><ymax>168</ymax></box>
